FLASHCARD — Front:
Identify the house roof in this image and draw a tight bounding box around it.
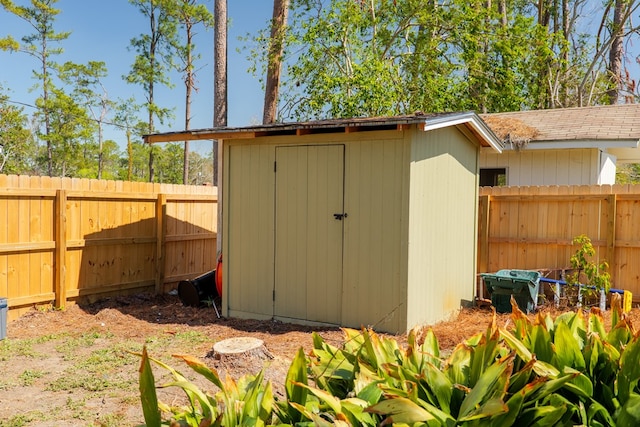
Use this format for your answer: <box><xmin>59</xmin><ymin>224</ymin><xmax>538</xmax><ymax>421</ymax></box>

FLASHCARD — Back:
<box><xmin>144</xmin><ymin>112</ymin><xmax>503</xmax><ymax>152</ymax></box>
<box><xmin>481</xmin><ymin>104</ymin><xmax>640</xmax><ymax>151</ymax></box>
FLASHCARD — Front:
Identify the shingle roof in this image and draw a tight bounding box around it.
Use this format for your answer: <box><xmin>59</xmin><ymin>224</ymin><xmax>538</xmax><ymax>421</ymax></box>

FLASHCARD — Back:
<box><xmin>481</xmin><ymin>104</ymin><xmax>640</xmax><ymax>143</ymax></box>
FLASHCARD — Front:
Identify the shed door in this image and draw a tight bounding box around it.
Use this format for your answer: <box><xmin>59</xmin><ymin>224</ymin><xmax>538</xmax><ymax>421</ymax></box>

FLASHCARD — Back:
<box><xmin>274</xmin><ymin>145</ymin><xmax>344</xmax><ymax>324</ymax></box>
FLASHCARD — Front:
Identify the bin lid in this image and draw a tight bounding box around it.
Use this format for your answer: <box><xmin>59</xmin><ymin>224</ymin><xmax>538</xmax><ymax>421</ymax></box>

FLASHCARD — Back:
<box><xmin>495</xmin><ymin>269</ymin><xmax>540</xmax><ymax>281</ymax></box>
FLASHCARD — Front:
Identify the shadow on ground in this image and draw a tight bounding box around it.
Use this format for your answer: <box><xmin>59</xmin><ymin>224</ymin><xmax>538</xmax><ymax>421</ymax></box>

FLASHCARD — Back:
<box><xmin>77</xmin><ymin>292</ymin><xmax>342</xmax><ymax>337</ymax></box>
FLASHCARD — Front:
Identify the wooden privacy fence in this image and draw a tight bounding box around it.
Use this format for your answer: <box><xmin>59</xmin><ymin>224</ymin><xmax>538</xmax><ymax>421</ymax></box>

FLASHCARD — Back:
<box><xmin>478</xmin><ymin>184</ymin><xmax>640</xmax><ymax>301</ymax></box>
<box><xmin>0</xmin><ymin>175</ymin><xmax>217</xmax><ymax>319</ymax></box>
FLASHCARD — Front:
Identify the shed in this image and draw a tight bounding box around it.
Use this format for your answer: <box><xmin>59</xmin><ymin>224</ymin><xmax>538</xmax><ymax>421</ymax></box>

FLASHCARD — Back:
<box><xmin>479</xmin><ymin>104</ymin><xmax>640</xmax><ymax>186</ymax></box>
<box><xmin>146</xmin><ymin>113</ymin><xmax>503</xmax><ymax>333</ymax></box>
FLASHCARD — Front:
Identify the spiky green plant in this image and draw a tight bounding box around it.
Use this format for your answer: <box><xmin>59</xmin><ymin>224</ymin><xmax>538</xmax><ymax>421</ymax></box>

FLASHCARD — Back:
<box><xmin>137</xmin><ymin>294</ymin><xmax>640</xmax><ymax>426</ymax></box>
<box><xmin>280</xmin><ymin>294</ymin><xmax>640</xmax><ymax>425</ymax></box>
<box><xmin>135</xmin><ymin>347</ymin><xmax>274</xmax><ymax>426</ymax></box>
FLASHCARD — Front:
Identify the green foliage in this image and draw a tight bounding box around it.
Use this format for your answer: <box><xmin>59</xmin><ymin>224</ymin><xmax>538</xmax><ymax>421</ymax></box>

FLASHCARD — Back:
<box><xmin>616</xmin><ymin>164</ymin><xmax>640</xmax><ymax>184</ymax></box>
<box><xmin>566</xmin><ymin>234</ymin><xmax>612</xmax><ymax>301</ymax></box>
<box><xmin>153</xmin><ymin>142</ymin><xmax>184</xmax><ymax>183</ymax></box>
<box><xmin>126</xmin><ymin>0</ymin><xmax>178</xmax><ymax>132</ymax></box>
<box><xmin>0</xmin><ymin>1</ymin><xmax>220</xmax><ymax>183</ymax></box>
<box><xmin>0</xmin><ymin>0</ymin><xmax>72</xmax><ymax>176</ymax></box>
<box><xmin>34</xmin><ymin>85</ymin><xmax>94</xmax><ymax>177</ymax></box>
<box><xmin>138</xmin><ymin>295</ymin><xmax>640</xmax><ymax>426</ymax></box>
<box><xmin>0</xmin><ymin>85</ymin><xmax>37</xmax><ymax>174</ymax></box>
<box><xmin>247</xmin><ymin>0</ymin><xmax>596</xmax><ymax>121</ymax></box>
<box><xmin>18</xmin><ymin>369</ymin><xmax>45</xmax><ymax>386</ymax></box>
<box><xmin>136</xmin><ymin>348</ymin><xmax>275</xmax><ymax>426</ymax></box>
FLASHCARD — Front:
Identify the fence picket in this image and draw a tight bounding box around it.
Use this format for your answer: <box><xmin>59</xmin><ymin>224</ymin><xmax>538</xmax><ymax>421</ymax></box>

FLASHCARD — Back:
<box><xmin>0</xmin><ymin>175</ymin><xmax>217</xmax><ymax>319</ymax></box>
<box><xmin>480</xmin><ymin>184</ymin><xmax>640</xmax><ymax>302</ymax></box>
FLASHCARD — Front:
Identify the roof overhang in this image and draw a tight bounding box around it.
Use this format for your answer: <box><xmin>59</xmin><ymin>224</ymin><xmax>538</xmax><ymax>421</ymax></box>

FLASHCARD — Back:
<box><xmin>606</xmin><ymin>145</ymin><xmax>640</xmax><ymax>163</ymax></box>
<box><xmin>419</xmin><ymin>112</ymin><xmax>503</xmax><ymax>152</ymax></box>
<box><xmin>144</xmin><ymin>112</ymin><xmax>504</xmax><ymax>152</ymax></box>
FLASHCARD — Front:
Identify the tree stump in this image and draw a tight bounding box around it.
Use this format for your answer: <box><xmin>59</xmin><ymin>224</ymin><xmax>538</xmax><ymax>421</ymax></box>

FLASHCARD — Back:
<box><xmin>212</xmin><ymin>337</ymin><xmax>265</xmax><ymax>357</ymax></box>
<box><xmin>207</xmin><ymin>337</ymin><xmax>274</xmax><ymax>376</ymax></box>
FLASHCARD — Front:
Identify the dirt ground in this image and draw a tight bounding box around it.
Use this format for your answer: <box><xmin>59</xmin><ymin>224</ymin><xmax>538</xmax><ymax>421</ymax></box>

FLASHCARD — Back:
<box><xmin>0</xmin><ymin>293</ymin><xmax>637</xmax><ymax>426</ymax></box>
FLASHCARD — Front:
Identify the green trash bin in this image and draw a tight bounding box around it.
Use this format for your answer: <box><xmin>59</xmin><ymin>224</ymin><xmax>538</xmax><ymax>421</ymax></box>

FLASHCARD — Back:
<box><xmin>481</xmin><ymin>270</ymin><xmax>541</xmax><ymax>313</ymax></box>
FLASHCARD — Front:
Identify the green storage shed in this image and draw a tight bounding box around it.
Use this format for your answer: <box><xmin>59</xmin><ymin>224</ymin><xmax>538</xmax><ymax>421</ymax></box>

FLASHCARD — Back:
<box><xmin>147</xmin><ymin>113</ymin><xmax>502</xmax><ymax>333</ymax></box>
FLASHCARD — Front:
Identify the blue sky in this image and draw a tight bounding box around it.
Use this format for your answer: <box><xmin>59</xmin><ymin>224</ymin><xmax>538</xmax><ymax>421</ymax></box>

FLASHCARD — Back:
<box><xmin>0</xmin><ymin>0</ymin><xmax>274</xmax><ymax>151</ymax></box>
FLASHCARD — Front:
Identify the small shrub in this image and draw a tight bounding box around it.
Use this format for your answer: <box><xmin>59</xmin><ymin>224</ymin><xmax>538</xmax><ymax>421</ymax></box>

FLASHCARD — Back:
<box><xmin>566</xmin><ymin>234</ymin><xmax>611</xmax><ymax>305</ymax></box>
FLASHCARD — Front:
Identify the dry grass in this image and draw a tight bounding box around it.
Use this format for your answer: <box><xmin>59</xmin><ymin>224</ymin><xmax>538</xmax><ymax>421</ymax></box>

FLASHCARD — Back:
<box><xmin>426</xmin><ymin>302</ymin><xmax>640</xmax><ymax>352</ymax></box>
<box><xmin>482</xmin><ymin>116</ymin><xmax>539</xmax><ymax>149</ymax></box>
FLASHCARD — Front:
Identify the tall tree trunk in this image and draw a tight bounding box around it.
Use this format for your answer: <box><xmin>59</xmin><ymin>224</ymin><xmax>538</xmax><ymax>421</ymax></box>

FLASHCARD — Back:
<box><xmin>127</xmin><ymin>128</ymin><xmax>133</xmax><ymax>181</ymax></box>
<box><xmin>213</xmin><ymin>1</ymin><xmax>227</xmax><ymax>127</ymax></box>
<box><xmin>471</xmin><ymin>0</ymin><xmax>491</xmax><ymax>114</ymax></box>
<box><xmin>607</xmin><ymin>0</ymin><xmax>624</xmax><ymax>105</ymax></box>
<box><xmin>538</xmin><ymin>0</ymin><xmax>550</xmax><ymax>27</ymax></box>
<box><xmin>213</xmin><ymin>0</ymin><xmax>227</xmax><ymax>258</ymax></box>
<box><xmin>537</xmin><ymin>0</ymin><xmax>552</xmax><ymax>108</ymax></box>
<box><xmin>41</xmin><ymin>31</ymin><xmax>52</xmax><ymax>176</ymax></box>
<box><xmin>213</xmin><ymin>0</ymin><xmax>227</xmax><ymax>187</ymax></box>
<box><xmin>560</xmin><ymin>0</ymin><xmax>570</xmax><ymax>106</ymax></box>
<box><xmin>498</xmin><ymin>0</ymin><xmax>507</xmax><ymax>27</ymax></box>
<box><xmin>263</xmin><ymin>0</ymin><xmax>289</xmax><ymax>124</ymax></box>
<box><xmin>148</xmin><ymin>2</ymin><xmax>158</xmax><ymax>182</ymax></box>
<box><xmin>97</xmin><ymin>124</ymin><xmax>103</xmax><ymax>179</ymax></box>
<box><xmin>184</xmin><ymin>19</ymin><xmax>194</xmax><ymax>185</ymax></box>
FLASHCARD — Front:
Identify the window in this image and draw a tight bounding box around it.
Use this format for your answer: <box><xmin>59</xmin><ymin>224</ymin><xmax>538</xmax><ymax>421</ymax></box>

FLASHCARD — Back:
<box><xmin>480</xmin><ymin>168</ymin><xmax>507</xmax><ymax>186</ymax></box>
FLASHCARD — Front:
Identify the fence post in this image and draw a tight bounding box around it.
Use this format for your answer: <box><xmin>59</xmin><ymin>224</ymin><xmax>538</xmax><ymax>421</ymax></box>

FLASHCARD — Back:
<box><xmin>478</xmin><ymin>194</ymin><xmax>490</xmax><ymax>274</ymax></box>
<box><xmin>606</xmin><ymin>194</ymin><xmax>616</xmax><ymax>282</ymax></box>
<box><xmin>54</xmin><ymin>189</ymin><xmax>67</xmax><ymax>308</ymax></box>
<box><xmin>477</xmin><ymin>194</ymin><xmax>491</xmax><ymax>300</ymax></box>
<box><xmin>155</xmin><ymin>194</ymin><xmax>167</xmax><ymax>294</ymax></box>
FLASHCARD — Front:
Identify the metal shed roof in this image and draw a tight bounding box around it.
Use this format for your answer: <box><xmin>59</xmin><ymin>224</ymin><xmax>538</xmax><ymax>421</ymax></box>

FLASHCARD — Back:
<box><xmin>144</xmin><ymin>112</ymin><xmax>504</xmax><ymax>152</ymax></box>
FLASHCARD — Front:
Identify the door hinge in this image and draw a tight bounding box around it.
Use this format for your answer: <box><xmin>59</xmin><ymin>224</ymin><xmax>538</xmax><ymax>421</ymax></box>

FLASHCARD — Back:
<box><xmin>272</xmin><ymin>290</ymin><xmax>275</xmax><ymax>301</ymax></box>
<box><xmin>274</xmin><ymin>161</ymin><xmax>277</xmax><ymax>172</ymax></box>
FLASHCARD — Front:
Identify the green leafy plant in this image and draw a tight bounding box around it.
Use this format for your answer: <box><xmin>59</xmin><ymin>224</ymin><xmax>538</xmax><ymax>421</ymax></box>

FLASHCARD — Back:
<box><xmin>566</xmin><ymin>234</ymin><xmax>612</xmax><ymax>304</ymax></box>
<box><xmin>137</xmin><ymin>294</ymin><xmax>640</xmax><ymax>426</ymax></box>
<box><xmin>135</xmin><ymin>346</ymin><xmax>274</xmax><ymax>426</ymax></box>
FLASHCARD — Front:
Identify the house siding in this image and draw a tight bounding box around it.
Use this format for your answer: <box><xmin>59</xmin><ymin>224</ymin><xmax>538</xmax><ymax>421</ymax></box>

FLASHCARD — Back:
<box><xmin>480</xmin><ymin>148</ymin><xmax>600</xmax><ymax>185</ymax></box>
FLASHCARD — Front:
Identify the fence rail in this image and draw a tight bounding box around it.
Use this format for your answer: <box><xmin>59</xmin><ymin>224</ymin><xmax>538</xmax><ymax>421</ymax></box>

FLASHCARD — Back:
<box><xmin>0</xmin><ymin>175</ymin><xmax>217</xmax><ymax>319</ymax></box>
<box><xmin>478</xmin><ymin>184</ymin><xmax>640</xmax><ymax>301</ymax></box>
<box><xmin>6</xmin><ymin>176</ymin><xmax>639</xmax><ymax>318</ymax></box>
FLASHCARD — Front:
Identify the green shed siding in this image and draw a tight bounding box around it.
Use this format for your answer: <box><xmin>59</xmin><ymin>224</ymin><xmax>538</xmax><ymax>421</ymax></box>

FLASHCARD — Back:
<box><xmin>406</xmin><ymin>127</ymin><xmax>479</xmax><ymax>327</ymax></box>
<box><xmin>274</xmin><ymin>145</ymin><xmax>344</xmax><ymax>324</ymax></box>
<box><xmin>221</xmin><ymin>125</ymin><xmax>485</xmax><ymax>333</ymax></box>
<box><xmin>342</xmin><ymin>134</ymin><xmax>410</xmax><ymax>333</ymax></box>
<box><xmin>224</xmin><ymin>144</ymin><xmax>275</xmax><ymax>318</ymax></box>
